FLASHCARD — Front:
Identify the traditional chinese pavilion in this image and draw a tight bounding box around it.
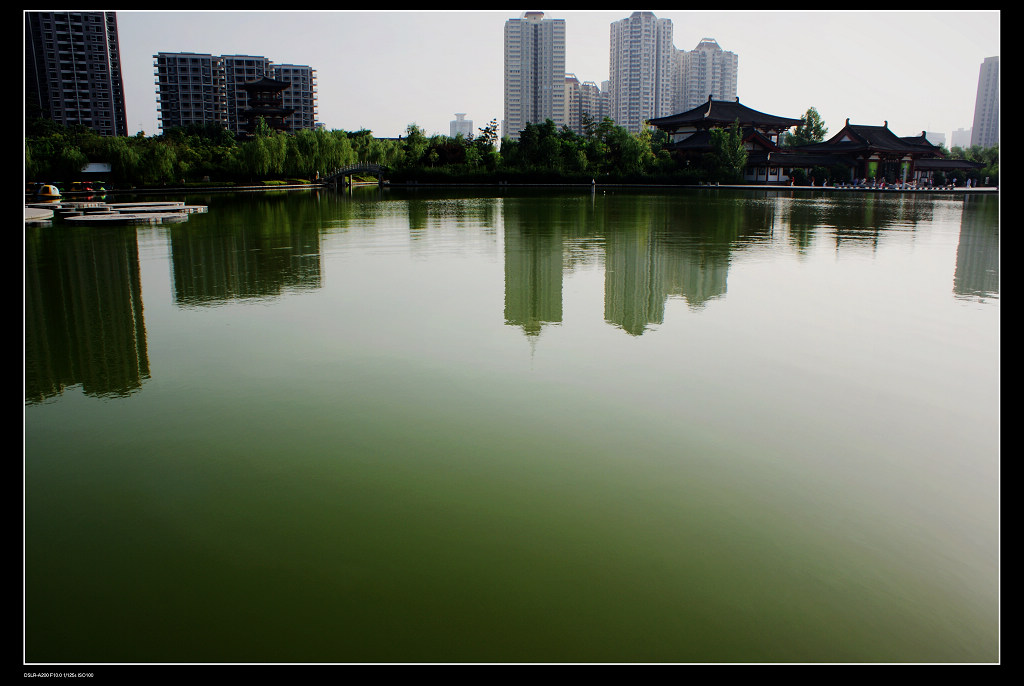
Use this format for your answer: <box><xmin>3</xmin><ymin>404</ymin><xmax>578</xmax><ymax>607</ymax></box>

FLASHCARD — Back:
<box><xmin>648</xmin><ymin>97</ymin><xmax>803</xmax><ymax>183</ymax></box>
<box><xmin>788</xmin><ymin>120</ymin><xmax>962</xmax><ymax>184</ymax></box>
<box><xmin>239</xmin><ymin>76</ymin><xmax>295</xmax><ymax>135</ymax></box>
<box><xmin>649</xmin><ymin>98</ymin><xmax>981</xmax><ymax>185</ymax></box>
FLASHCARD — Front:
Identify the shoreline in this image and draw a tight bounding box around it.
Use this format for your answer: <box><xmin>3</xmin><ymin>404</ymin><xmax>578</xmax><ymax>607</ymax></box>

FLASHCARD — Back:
<box><xmin>42</xmin><ymin>181</ymin><xmax>999</xmax><ymax>197</ymax></box>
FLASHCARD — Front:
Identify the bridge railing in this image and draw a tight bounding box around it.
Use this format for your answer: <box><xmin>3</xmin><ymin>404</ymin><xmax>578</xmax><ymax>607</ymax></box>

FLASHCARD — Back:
<box><xmin>324</xmin><ymin>163</ymin><xmax>388</xmax><ymax>179</ymax></box>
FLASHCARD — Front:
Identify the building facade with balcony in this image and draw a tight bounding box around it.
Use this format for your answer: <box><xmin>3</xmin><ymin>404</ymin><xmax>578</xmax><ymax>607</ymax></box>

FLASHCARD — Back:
<box><xmin>609</xmin><ymin>11</ymin><xmax>675</xmax><ymax>134</ymax></box>
<box><xmin>155</xmin><ymin>52</ymin><xmax>317</xmax><ymax>135</ymax></box>
<box><xmin>503</xmin><ymin>11</ymin><xmax>566</xmax><ymax>140</ymax></box>
<box><xmin>26</xmin><ymin>11</ymin><xmax>128</xmax><ymax>136</ymax></box>
<box><xmin>154</xmin><ymin>52</ymin><xmax>229</xmax><ymax>132</ymax></box>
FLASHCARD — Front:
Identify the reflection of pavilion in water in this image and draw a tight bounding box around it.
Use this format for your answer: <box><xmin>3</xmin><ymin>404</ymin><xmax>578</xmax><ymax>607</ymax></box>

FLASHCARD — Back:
<box><xmin>25</xmin><ymin>227</ymin><xmax>150</xmax><ymax>402</ymax></box>
<box><xmin>168</xmin><ymin>222</ymin><xmax>323</xmax><ymax>306</ymax></box>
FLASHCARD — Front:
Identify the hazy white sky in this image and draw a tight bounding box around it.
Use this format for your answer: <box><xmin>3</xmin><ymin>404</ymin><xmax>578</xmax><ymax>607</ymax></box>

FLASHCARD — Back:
<box><xmin>114</xmin><ymin>10</ymin><xmax>1000</xmax><ymax>143</ymax></box>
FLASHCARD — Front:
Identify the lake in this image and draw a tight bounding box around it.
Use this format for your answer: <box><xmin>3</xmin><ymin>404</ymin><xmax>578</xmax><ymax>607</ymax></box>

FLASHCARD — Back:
<box><xmin>24</xmin><ymin>187</ymin><xmax>999</xmax><ymax>663</ymax></box>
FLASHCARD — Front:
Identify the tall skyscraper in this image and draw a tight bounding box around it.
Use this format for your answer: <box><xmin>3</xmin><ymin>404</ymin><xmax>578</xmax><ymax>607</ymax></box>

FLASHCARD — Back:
<box><xmin>503</xmin><ymin>11</ymin><xmax>566</xmax><ymax>140</ymax></box>
<box><xmin>674</xmin><ymin>38</ymin><xmax>738</xmax><ymax>114</ymax></box>
<box><xmin>26</xmin><ymin>11</ymin><xmax>128</xmax><ymax>136</ymax></box>
<box><xmin>609</xmin><ymin>11</ymin><xmax>675</xmax><ymax>133</ymax></box>
<box><xmin>970</xmin><ymin>56</ymin><xmax>998</xmax><ymax>148</ymax></box>
<box><xmin>155</xmin><ymin>52</ymin><xmax>317</xmax><ymax>135</ymax></box>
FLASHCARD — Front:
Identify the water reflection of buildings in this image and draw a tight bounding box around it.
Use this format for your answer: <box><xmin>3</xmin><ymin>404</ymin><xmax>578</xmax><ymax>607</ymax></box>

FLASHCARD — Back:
<box><xmin>503</xmin><ymin>220</ymin><xmax>563</xmax><ymax>337</ymax></box>
<box><xmin>500</xmin><ymin>191</ymin><xmax>988</xmax><ymax>340</ymax></box>
<box><xmin>501</xmin><ymin>195</ymin><xmax>735</xmax><ymax>338</ymax></box>
<box><xmin>953</xmin><ymin>194</ymin><xmax>999</xmax><ymax>301</ymax></box>
<box><xmin>668</xmin><ymin>249</ymin><xmax>729</xmax><ymax>311</ymax></box>
<box><xmin>25</xmin><ymin>227</ymin><xmax>150</xmax><ymax>403</ymax></box>
<box><xmin>604</xmin><ymin>224</ymin><xmax>731</xmax><ymax>335</ymax></box>
<box><xmin>604</xmin><ymin>225</ymin><xmax>665</xmax><ymax>335</ymax></box>
<box><xmin>169</xmin><ymin>222</ymin><xmax>322</xmax><ymax>306</ymax></box>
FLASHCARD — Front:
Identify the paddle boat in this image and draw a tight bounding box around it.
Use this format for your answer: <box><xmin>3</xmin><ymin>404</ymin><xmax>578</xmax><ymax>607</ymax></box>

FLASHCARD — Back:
<box><xmin>33</xmin><ymin>183</ymin><xmax>62</xmax><ymax>199</ymax></box>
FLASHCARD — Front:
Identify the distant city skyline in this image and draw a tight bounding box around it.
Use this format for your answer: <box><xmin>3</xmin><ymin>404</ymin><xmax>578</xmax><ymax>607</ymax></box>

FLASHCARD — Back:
<box><xmin>95</xmin><ymin>11</ymin><xmax>998</xmax><ymax>143</ymax></box>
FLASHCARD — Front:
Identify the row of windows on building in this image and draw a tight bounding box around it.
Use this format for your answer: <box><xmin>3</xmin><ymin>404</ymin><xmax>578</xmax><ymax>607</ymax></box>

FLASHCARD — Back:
<box><xmin>154</xmin><ymin>52</ymin><xmax>318</xmax><ymax>135</ymax></box>
<box><xmin>26</xmin><ymin>12</ymin><xmax>322</xmax><ymax>137</ymax></box>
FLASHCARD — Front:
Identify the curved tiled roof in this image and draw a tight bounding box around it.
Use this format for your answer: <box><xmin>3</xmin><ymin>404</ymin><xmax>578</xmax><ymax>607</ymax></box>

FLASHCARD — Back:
<box><xmin>649</xmin><ymin>98</ymin><xmax>802</xmax><ymax>130</ymax></box>
<box><xmin>241</xmin><ymin>76</ymin><xmax>291</xmax><ymax>92</ymax></box>
<box><xmin>663</xmin><ymin>126</ymin><xmax>784</xmax><ymax>153</ymax></box>
<box><xmin>796</xmin><ymin>122</ymin><xmax>940</xmax><ymax>155</ymax></box>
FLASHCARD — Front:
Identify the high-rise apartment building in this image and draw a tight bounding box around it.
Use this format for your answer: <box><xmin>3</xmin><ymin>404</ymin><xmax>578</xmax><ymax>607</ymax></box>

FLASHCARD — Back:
<box><xmin>674</xmin><ymin>38</ymin><xmax>738</xmax><ymax>114</ymax></box>
<box><xmin>26</xmin><ymin>11</ymin><xmax>128</xmax><ymax>136</ymax></box>
<box><xmin>609</xmin><ymin>11</ymin><xmax>675</xmax><ymax>133</ymax></box>
<box><xmin>222</xmin><ymin>55</ymin><xmax>272</xmax><ymax>135</ymax></box>
<box><xmin>563</xmin><ymin>76</ymin><xmax>609</xmax><ymax>135</ymax></box>
<box><xmin>155</xmin><ymin>52</ymin><xmax>317</xmax><ymax>135</ymax></box>
<box><xmin>564</xmin><ymin>74</ymin><xmax>582</xmax><ymax>134</ymax></box>
<box><xmin>970</xmin><ymin>56</ymin><xmax>998</xmax><ymax>148</ymax></box>
<box><xmin>272</xmin><ymin>63</ymin><xmax>318</xmax><ymax>132</ymax></box>
<box><xmin>503</xmin><ymin>11</ymin><xmax>566</xmax><ymax>140</ymax></box>
<box><xmin>155</xmin><ymin>52</ymin><xmax>229</xmax><ymax>132</ymax></box>
<box><xmin>600</xmin><ymin>80</ymin><xmax>612</xmax><ymax>122</ymax></box>
<box><xmin>580</xmin><ymin>79</ymin><xmax>608</xmax><ymax>131</ymax></box>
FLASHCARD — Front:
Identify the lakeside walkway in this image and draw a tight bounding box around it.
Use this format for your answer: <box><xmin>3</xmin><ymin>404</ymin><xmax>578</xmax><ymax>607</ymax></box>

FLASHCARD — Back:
<box><xmin>28</xmin><ymin>181</ymin><xmax>998</xmax><ymax>200</ymax></box>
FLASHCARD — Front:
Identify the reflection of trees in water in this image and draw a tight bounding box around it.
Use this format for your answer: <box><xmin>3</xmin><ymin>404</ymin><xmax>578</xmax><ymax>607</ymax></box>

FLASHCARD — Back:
<box><xmin>954</xmin><ymin>194</ymin><xmax>999</xmax><ymax>301</ymax></box>
<box><xmin>25</xmin><ymin>225</ymin><xmax>150</xmax><ymax>403</ymax></box>
<box><xmin>169</xmin><ymin>192</ymin><xmax>326</xmax><ymax>307</ymax></box>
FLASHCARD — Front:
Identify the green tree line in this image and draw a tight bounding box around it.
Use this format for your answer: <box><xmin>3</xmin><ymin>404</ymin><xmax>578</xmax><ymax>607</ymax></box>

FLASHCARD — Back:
<box><xmin>26</xmin><ymin>117</ymin><xmax>367</xmax><ymax>187</ymax></box>
<box><xmin>942</xmin><ymin>143</ymin><xmax>999</xmax><ymax>185</ymax></box>
<box><xmin>25</xmin><ymin>115</ymin><xmax>752</xmax><ymax>188</ymax></box>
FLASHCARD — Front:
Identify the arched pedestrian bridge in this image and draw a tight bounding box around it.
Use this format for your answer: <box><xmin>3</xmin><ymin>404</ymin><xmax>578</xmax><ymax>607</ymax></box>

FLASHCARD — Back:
<box><xmin>323</xmin><ymin>163</ymin><xmax>389</xmax><ymax>187</ymax></box>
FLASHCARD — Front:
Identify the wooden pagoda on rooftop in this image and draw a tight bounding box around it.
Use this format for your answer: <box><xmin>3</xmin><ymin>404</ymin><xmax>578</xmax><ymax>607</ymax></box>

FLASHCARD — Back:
<box><xmin>239</xmin><ymin>76</ymin><xmax>295</xmax><ymax>136</ymax></box>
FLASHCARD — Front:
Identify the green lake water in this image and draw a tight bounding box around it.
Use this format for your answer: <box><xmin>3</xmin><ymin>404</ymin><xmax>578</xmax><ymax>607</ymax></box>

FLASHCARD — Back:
<box><xmin>24</xmin><ymin>188</ymin><xmax>999</xmax><ymax>663</ymax></box>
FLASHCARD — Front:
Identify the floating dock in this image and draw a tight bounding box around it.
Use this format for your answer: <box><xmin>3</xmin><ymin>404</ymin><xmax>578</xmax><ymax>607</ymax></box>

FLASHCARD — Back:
<box><xmin>24</xmin><ymin>200</ymin><xmax>207</xmax><ymax>225</ymax></box>
<box><xmin>25</xmin><ymin>206</ymin><xmax>55</xmax><ymax>224</ymax></box>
